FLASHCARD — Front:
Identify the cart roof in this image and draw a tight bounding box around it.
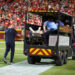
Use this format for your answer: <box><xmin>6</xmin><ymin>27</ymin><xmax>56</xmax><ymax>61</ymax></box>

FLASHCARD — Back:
<box><xmin>27</xmin><ymin>10</ymin><xmax>72</xmax><ymax>17</ymax></box>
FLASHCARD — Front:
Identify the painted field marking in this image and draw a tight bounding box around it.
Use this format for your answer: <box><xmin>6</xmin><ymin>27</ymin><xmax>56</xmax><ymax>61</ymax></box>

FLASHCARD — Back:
<box><xmin>0</xmin><ymin>59</ymin><xmax>55</xmax><ymax>75</ymax></box>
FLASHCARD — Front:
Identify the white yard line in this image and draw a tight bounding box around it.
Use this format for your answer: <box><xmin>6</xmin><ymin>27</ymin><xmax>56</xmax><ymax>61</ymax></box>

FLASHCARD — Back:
<box><xmin>0</xmin><ymin>59</ymin><xmax>55</xmax><ymax>75</ymax></box>
<box><xmin>0</xmin><ymin>48</ymin><xmax>23</xmax><ymax>50</ymax></box>
<box><xmin>0</xmin><ymin>53</ymin><xmax>23</xmax><ymax>55</ymax></box>
<box><xmin>0</xmin><ymin>41</ymin><xmax>24</xmax><ymax>44</ymax></box>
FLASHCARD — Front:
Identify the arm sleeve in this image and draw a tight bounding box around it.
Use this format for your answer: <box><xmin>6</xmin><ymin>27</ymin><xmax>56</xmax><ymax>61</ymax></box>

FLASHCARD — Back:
<box><xmin>44</xmin><ymin>21</ymin><xmax>48</xmax><ymax>26</ymax></box>
<box><xmin>59</xmin><ymin>21</ymin><xmax>64</xmax><ymax>26</ymax></box>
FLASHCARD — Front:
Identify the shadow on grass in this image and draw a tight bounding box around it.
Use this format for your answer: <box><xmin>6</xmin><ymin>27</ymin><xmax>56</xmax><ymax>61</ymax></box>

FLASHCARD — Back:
<box><xmin>35</xmin><ymin>60</ymin><xmax>55</xmax><ymax>65</ymax></box>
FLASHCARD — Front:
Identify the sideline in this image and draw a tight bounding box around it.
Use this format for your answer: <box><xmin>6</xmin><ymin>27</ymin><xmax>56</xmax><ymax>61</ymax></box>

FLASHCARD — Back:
<box><xmin>0</xmin><ymin>48</ymin><xmax>23</xmax><ymax>50</ymax></box>
<box><xmin>0</xmin><ymin>60</ymin><xmax>54</xmax><ymax>75</ymax></box>
<box><xmin>0</xmin><ymin>41</ymin><xmax>24</xmax><ymax>44</ymax></box>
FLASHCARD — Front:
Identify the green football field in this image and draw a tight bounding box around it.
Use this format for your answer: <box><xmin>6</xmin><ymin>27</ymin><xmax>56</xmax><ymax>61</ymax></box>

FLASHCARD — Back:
<box><xmin>0</xmin><ymin>41</ymin><xmax>27</xmax><ymax>67</ymax></box>
<box><xmin>0</xmin><ymin>41</ymin><xmax>75</xmax><ymax>75</ymax></box>
<box><xmin>40</xmin><ymin>59</ymin><xmax>75</xmax><ymax>75</ymax></box>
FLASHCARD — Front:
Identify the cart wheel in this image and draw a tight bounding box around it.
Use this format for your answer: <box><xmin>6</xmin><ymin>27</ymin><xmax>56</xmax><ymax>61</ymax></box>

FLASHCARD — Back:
<box><xmin>64</xmin><ymin>51</ymin><xmax>68</xmax><ymax>64</ymax></box>
<box><xmin>28</xmin><ymin>55</ymin><xmax>35</xmax><ymax>64</ymax></box>
<box><xmin>36</xmin><ymin>57</ymin><xmax>41</xmax><ymax>63</ymax></box>
<box><xmin>56</xmin><ymin>52</ymin><xmax>64</xmax><ymax>66</ymax></box>
<box><xmin>72</xmin><ymin>56</ymin><xmax>75</xmax><ymax>60</ymax></box>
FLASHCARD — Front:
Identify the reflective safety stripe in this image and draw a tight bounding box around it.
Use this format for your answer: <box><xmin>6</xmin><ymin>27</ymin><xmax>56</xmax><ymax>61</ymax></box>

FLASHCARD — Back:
<box><xmin>29</xmin><ymin>48</ymin><xmax>51</xmax><ymax>55</ymax></box>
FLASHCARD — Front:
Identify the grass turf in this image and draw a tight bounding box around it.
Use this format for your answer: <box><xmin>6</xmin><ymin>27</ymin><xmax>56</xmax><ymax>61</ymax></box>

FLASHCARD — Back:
<box><xmin>40</xmin><ymin>59</ymin><xmax>75</xmax><ymax>75</ymax></box>
<box><xmin>0</xmin><ymin>41</ymin><xmax>27</xmax><ymax>67</ymax></box>
<box><xmin>1</xmin><ymin>41</ymin><xmax>75</xmax><ymax>75</ymax></box>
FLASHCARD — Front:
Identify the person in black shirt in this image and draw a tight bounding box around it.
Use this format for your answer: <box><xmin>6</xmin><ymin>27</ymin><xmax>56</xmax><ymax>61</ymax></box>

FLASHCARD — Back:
<box><xmin>3</xmin><ymin>25</ymin><xmax>21</xmax><ymax>64</ymax></box>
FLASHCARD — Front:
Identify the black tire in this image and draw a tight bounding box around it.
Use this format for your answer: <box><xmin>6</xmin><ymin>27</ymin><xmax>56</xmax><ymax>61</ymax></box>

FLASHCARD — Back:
<box><xmin>72</xmin><ymin>56</ymin><xmax>75</xmax><ymax>60</ymax></box>
<box><xmin>56</xmin><ymin>52</ymin><xmax>64</xmax><ymax>66</ymax></box>
<box><xmin>36</xmin><ymin>57</ymin><xmax>41</xmax><ymax>63</ymax></box>
<box><xmin>28</xmin><ymin>55</ymin><xmax>35</xmax><ymax>64</ymax></box>
<box><xmin>64</xmin><ymin>51</ymin><xmax>68</xmax><ymax>64</ymax></box>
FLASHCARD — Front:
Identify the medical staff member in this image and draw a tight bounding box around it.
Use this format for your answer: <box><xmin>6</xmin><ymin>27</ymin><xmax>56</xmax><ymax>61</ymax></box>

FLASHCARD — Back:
<box><xmin>43</xmin><ymin>18</ymin><xmax>57</xmax><ymax>45</ymax></box>
<box><xmin>55</xmin><ymin>20</ymin><xmax>64</xmax><ymax>27</ymax></box>
<box><xmin>3</xmin><ymin>25</ymin><xmax>21</xmax><ymax>64</ymax></box>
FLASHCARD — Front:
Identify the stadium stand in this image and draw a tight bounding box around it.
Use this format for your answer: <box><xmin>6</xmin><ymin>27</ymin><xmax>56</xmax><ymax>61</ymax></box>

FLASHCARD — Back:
<box><xmin>0</xmin><ymin>0</ymin><xmax>74</xmax><ymax>30</ymax></box>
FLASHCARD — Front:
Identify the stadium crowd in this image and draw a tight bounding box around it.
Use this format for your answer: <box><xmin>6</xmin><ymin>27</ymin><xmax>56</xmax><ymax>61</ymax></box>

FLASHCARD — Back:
<box><xmin>0</xmin><ymin>0</ymin><xmax>74</xmax><ymax>30</ymax></box>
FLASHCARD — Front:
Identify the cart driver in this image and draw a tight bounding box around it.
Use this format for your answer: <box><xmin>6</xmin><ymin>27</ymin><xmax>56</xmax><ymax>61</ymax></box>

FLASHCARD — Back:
<box><xmin>43</xmin><ymin>18</ymin><xmax>57</xmax><ymax>45</ymax></box>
